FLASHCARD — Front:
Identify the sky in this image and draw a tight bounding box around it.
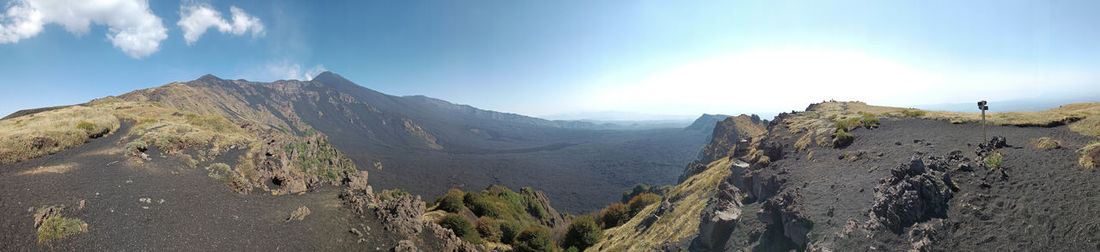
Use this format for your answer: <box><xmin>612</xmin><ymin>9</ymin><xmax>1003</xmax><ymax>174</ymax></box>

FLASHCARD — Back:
<box><xmin>2</xmin><ymin>0</ymin><xmax>1099</xmax><ymax>120</ymax></box>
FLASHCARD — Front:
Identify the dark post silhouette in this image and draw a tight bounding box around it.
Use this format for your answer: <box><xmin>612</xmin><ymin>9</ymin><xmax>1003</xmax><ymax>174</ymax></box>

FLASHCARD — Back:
<box><xmin>978</xmin><ymin>101</ymin><xmax>989</xmax><ymax>143</ymax></box>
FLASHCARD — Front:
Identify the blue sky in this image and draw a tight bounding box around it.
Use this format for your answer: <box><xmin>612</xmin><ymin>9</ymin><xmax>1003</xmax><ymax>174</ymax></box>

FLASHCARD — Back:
<box><xmin>2</xmin><ymin>0</ymin><xmax>1099</xmax><ymax>119</ymax></box>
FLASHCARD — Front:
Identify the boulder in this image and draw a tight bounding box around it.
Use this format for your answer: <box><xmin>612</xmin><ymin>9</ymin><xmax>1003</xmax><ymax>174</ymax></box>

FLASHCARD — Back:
<box><xmin>869</xmin><ymin>156</ymin><xmax>953</xmax><ymax>234</ymax></box>
<box><xmin>694</xmin><ymin>181</ymin><xmax>743</xmax><ymax>249</ymax></box>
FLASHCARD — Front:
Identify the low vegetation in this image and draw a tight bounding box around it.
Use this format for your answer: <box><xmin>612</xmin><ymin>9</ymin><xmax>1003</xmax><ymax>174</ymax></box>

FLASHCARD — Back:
<box><xmin>514</xmin><ymin>226</ymin><xmax>556</xmax><ymax>252</ymax></box>
<box><xmin>0</xmin><ymin>105</ymin><xmax>120</xmax><ymax>164</ymax></box>
<box><xmin>1030</xmin><ymin>137</ymin><xmax>1062</xmax><ymax>149</ymax></box>
<box><xmin>599</xmin><ymin>203</ymin><xmax>630</xmax><ymax>228</ymax></box>
<box><xmin>561</xmin><ymin>215</ymin><xmax>602</xmax><ymax>251</ymax></box>
<box><xmin>438</xmin><ymin>214</ymin><xmax>482</xmax><ymax>244</ymax></box>
<box><xmin>428</xmin><ymin>185</ymin><xmax>560</xmax><ymax>248</ymax></box>
<box><xmin>378</xmin><ymin>189</ymin><xmax>412</xmax><ymax>202</ymax></box>
<box><xmin>984</xmin><ymin>152</ymin><xmax>1004</xmax><ymax>169</ymax></box>
<box><xmin>627</xmin><ymin>193</ymin><xmax>661</xmax><ymax>216</ymax></box>
<box><xmin>833</xmin><ymin>129</ymin><xmax>854</xmax><ymax>148</ymax></box>
<box><xmin>35</xmin><ymin>206</ymin><xmax>88</xmax><ymax>243</ymax></box>
<box><xmin>1078</xmin><ymin>142</ymin><xmax>1100</xmax><ymax>169</ymax></box>
<box><xmin>591</xmin><ymin>158</ymin><xmax>734</xmax><ymax>250</ymax></box>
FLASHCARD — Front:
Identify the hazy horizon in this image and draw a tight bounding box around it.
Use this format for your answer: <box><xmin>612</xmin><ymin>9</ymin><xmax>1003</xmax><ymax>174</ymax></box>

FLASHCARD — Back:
<box><xmin>3</xmin><ymin>0</ymin><xmax>1100</xmax><ymax>120</ymax></box>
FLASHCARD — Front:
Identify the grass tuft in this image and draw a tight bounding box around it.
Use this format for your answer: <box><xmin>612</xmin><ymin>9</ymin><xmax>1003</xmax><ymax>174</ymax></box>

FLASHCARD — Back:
<box><xmin>1029</xmin><ymin>137</ymin><xmax>1062</xmax><ymax>149</ymax></box>
<box><xmin>984</xmin><ymin>152</ymin><xmax>1004</xmax><ymax>169</ymax></box>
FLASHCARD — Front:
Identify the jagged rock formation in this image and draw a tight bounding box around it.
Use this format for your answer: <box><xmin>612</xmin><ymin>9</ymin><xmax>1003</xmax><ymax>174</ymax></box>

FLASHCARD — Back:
<box><xmin>601</xmin><ymin>101</ymin><xmax>1100</xmax><ymax>251</ymax></box>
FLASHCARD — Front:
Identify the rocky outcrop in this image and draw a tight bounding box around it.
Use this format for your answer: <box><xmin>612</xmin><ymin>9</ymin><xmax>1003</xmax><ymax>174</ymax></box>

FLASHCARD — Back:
<box><xmin>424</xmin><ymin>221</ymin><xmax>480</xmax><ymax>252</ymax></box>
<box><xmin>696</xmin><ymin>115</ymin><xmax>767</xmax><ymax>165</ymax></box>
<box><xmin>869</xmin><ymin>156</ymin><xmax>955</xmax><ymax>234</ymax></box>
<box><xmin>694</xmin><ymin>181</ymin><xmax>744</xmax><ymax>250</ymax></box>
<box><xmin>758</xmin><ymin>191</ymin><xmax>814</xmax><ymax>249</ymax></box>
<box><xmin>375</xmin><ymin>194</ymin><xmax>426</xmax><ymax>236</ymax></box>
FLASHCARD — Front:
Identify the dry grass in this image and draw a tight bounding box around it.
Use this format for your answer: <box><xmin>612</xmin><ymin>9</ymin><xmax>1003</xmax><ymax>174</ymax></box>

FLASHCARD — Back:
<box><xmin>589</xmin><ymin>158</ymin><xmax>733</xmax><ymax>251</ymax></box>
<box><xmin>18</xmin><ymin>163</ymin><xmax>77</xmax><ymax>175</ymax></box>
<box><xmin>0</xmin><ymin>105</ymin><xmax>120</xmax><ymax>164</ymax></box>
<box><xmin>1030</xmin><ymin>137</ymin><xmax>1062</xmax><ymax>149</ymax></box>
<box><xmin>1078</xmin><ymin>142</ymin><xmax>1100</xmax><ymax>169</ymax></box>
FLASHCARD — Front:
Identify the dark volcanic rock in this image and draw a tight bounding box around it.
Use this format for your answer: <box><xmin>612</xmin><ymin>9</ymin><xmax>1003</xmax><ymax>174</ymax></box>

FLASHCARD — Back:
<box><xmin>375</xmin><ymin>195</ymin><xmax>426</xmax><ymax>236</ymax></box>
<box><xmin>758</xmin><ymin>191</ymin><xmax>814</xmax><ymax>249</ymax></box>
<box><xmin>870</xmin><ymin>156</ymin><xmax>954</xmax><ymax>234</ymax></box>
<box><xmin>694</xmin><ymin>181</ymin><xmax>744</xmax><ymax>250</ymax></box>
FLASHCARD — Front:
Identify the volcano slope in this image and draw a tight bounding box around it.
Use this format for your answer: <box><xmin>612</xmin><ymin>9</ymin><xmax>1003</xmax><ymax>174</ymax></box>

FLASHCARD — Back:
<box><xmin>106</xmin><ymin>72</ymin><xmax>709</xmax><ymax>213</ymax></box>
<box><xmin>0</xmin><ymin>72</ymin><xmax>709</xmax><ymax>249</ymax></box>
<box><xmin>595</xmin><ymin>101</ymin><xmax>1100</xmax><ymax>251</ymax></box>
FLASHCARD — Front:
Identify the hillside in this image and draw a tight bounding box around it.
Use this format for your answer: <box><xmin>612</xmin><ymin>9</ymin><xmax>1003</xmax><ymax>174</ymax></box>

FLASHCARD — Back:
<box><xmin>593</xmin><ymin>101</ymin><xmax>1100</xmax><ymax>251</ymax></box>
<box><xmin>0</xmin><ymin>72</ymin><xmax>714</xmax><ymax>250</ymax></box>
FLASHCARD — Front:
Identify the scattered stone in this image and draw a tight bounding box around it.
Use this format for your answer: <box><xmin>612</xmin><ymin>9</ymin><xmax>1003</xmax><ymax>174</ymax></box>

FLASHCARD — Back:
<box><xmin>286</xmin><ymin>206</ymin><xmax>311</xmax><ymax>222</ymax></box>
<box><xmin>158</xmin><ymin>199</ymin><xmax>165</xmax><ymax>204</ymax></box>
<box><xmin>78</xmin><ymin>200</ymin><xmax>85</xmax><ymax>210</ymax></box>
<box><xmin>350</xmin><ymin>228</ymin><xmax>363</xmax><ymax>237</ymax></box>
<box><xmin>34</xmin><ymin>206</ymin><xmax>61</xmax><ymax>228</ymax></box>
<box><xmin>138</xmin><ymin>198</ymin><xmax>151</xmax><ymax>204</ymax></box>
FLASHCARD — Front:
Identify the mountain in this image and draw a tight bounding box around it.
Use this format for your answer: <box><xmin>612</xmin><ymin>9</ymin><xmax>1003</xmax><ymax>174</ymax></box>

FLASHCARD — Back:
<box><xmin>1</xmin><ymin>71</ymin><xmax>712</xmax><ymax>212</ymax></box>
<box><xmin>591</xmin><ymin>101</ymin><xmax>1100</xmax><ymax>251</ymax></box>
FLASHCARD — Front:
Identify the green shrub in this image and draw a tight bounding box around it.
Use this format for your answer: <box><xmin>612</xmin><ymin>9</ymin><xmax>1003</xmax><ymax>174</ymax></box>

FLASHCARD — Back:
<box><xmin>984</xmin><ymin>152</ymin><xmax>1003</xmax><ymax>169</ymax></box>
<box><xmin>36</xmin><ymin>207</ymin><xmax>88</xmax><ymax>243</ymax></box>
<box><xmin>436</xmin><ymin>189</ymin><xmax>466</xmax><ymax>213</ymax></box>
<box><xmin>599</xmin><ymin>203</ymin><xmax>630</xmax><ymax>228</ymax></box>
<box><xmin>499</xmin><ymin>220</ymin><xmax>523</xmax><ymax>245</ymax></box>
<box><xmin>464</xmin><ymin>192</ymin><xmax>501</xmax><ymax>218</ymax></box>
<box><xmin>514</xmin><ymin>226</ymin><xmax>556</xmax><ymax>252</ymax></box>
<box><xmin>627</xmin><ymin>193</ymin><xmax>661</xmax><ymax>216</ymax></box>
<box><xmin>861</xmin><ymin>117</ymin><xmax>880</xmax><ymax>129</ymax></box>
<box><xmin>561</xmin><ymin>215</ymin><xmax>602</xmax><ymax>251</ymax></box>
<box><xmin>438</xmin><ymin>214</ymin><xmax>482</xmax><ymax>244</ymax></box>
<box><xmin>832</xmin><ymin>129</ymin><xmax>854</xmax><ymax>148</ymax></box>
<box><xmin>125</xmin><ymin>141</ymin><xmax>147</xmax><ymax>153</ymax></box>
<box><xmin>475</xmin><ymin>217</ymin><xmax>501</xmax><ymax>242</ymax></box>
<box><xmin>525</xmin><ymin>197</ymin><xmax>548</xmax><ymax>220</ymax></box>
<box><xmin>901</xmin><ymin>109</ymin><xmax>926</xmax><ymax>118</ymax></box>
<box><xmin>76</xmin><ymin>121</ymin><xmax>96</xmax><ymax>132</ymax></box>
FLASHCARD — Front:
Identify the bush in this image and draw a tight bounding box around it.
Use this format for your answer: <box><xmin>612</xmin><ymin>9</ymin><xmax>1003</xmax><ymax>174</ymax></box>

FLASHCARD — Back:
<box><xmin>36</xmin><ymin>207</ymin><xmax>88</xmax><ymax>243</ymax></box>
<box><xmin>599</xmin><ymin>203</ymin><xmax>630</xmax><ymax>228</ymax></box>
<box><xmin>984</xmin><ymin>152</ymin><xmax>1003</xmax><ymax>169</ymax></box>
<box><xmin>438</xmin><ymin>214</ymin><xmax>482</xmax><ymax>244</ymax></box>
<box><xmin>475</xmin><ymin>217</ymin><xmax>501</xmax><ymax>242</ymax></box>
<box><xmin>436</xmin><ymin>189</ymin><xmax>465</xmax><ymax>213</ymax></box>
<box><xmin>514</xmin><ymin>226</ymin><xmax>556</xmax><ymax>252</ymax></box>
<box><xmin>125</xmin><ymin>141</ymin><xmax>147</xmax><ymax>153</ymax></box>
<box><xmin>861</xmin><ymin>117</ymin><xmax>880</xmax><ymax>129</ymax></box>
<box><xmin>901</xmin><ymin>109</ymin><xmax>926</xmax><ymax>118</ymax></box>
<box><xmin>832</xmin><ymin>129</ymin><xmax>854</xmax><ymax>148</ymax></box>
<box><xmin>464</xmin><ymin>192</ymin><xmax>501</xmax><ymax>218</ymax></box>
<box><xmin>627</xmin><ymin>193</ymin><xmax>661</xmax><ymax>216</ymax></box>
<box><xmin>561</xmin><ymin>215</ymin><xmax>602</xmax><ymax>251</ymax></box>
<box><xmin>499</xmin><ymin>220</ymin><xmax>523</xmax><ymax>245</ymax></box>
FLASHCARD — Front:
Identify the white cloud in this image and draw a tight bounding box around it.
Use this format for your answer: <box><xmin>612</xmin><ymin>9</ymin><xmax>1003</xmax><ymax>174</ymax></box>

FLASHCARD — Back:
<box><xmin>178</xmin><ymin>4</ymin><xmax>264</xmax><ymax>45</ymax></box>
<box><xmin>0</xmin><ymin>0</ymin><xmax>167</xmax><ymax>58</ymax></box>
<box><xmin>257</xmin><ymin>60</ymin><xmax>326</xmax><ymax>81</ymax></box>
